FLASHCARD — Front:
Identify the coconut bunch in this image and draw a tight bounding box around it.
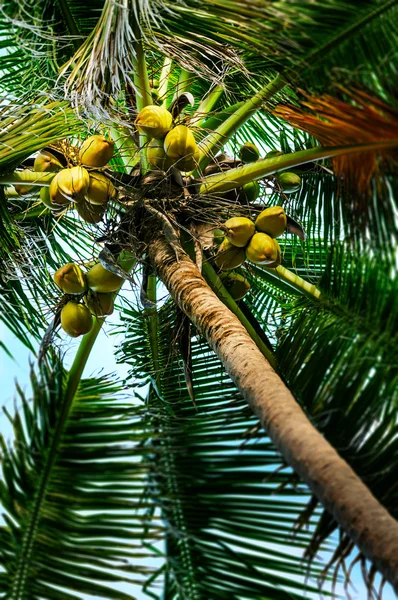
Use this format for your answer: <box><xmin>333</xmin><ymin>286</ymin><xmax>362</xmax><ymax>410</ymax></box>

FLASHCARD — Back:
<box><xmin>214</xmin><ymin>205</ymin><xmax>287</xmax><ymax>274</ymax></box>
<box><xmin>135</xmin><ymin>105</ymin><xmax>200</xmax><ymax>173</ymax></box>
<box><xmin>33</xmin><ymin>135</ymin><xmax>116</xmax><ymax>223</ymax></box>
<box><xmin>53</xmin><ymin>261</ymin><xmax>124</xmax><ymax>338</ymax></box>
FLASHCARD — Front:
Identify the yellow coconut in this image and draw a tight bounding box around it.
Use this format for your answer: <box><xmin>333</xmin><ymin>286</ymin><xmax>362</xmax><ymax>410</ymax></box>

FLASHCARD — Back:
<box><xmin>86</xmin><ymin>263</ymin><xmax>124</xmax><ymax>293</ymax></box>
<box><xmin>224</xmin><ymin>217</ymin><xmax>255</xmax><ymax>248</ymax></box>
<box><xmin>84</xmin><ymin>290</ymin><xmax>114</xmax><ymax>317</ymax></box>
<box><xmin>135</xmin><ymin>105</ymin><xmax>173</xmax><ymax>138</ymax></box>
<box><xmin>40</xmin><ymin>186</ymin><xmax>63</xmax><ymax>211</ymax></box>
<box><xmin>54</xmin><ymin>263</ymin><xmax>87</xmax><ymax>294</ymax></box>
<box><xmin>147</xmin><ymin>138</ymin><xmax>174</xmax><ymax>170</ymax></box>
<box><xmin>266</xmin><ymin>239</ymin><xmax>282</xmax><ymax>268</ymax></box>
<box><xmin>76</xmin><ymin>200</ymin><xmax>105</xmax><ymax>224</ymax></box>
<box><xmin>85</xmin><ymin>172</ymin><xmax>116</xmax><ymax>205</ymax></box>
<box><xmin>54</xmin><ymin>167</ymin><xmax>90</xmax><ymax>203</ymax></box>
<box><xmin>245</xmin><ymin>232</ymin><xmax>278</xmax><ymax>265</ymax></box>
<box><xmin>34</xmin><ymin>150</ymin><xmax>63</xmax><ymax>173</ymax></box>
<box><xmin>164</xmin><ymin>125</ymin><xmax>198</xmax><ymax>171</ymax></box>
<box><xmin>49</xmin><ymin>172</ymin><xmax>71</xmax><ymax>207</ymax></box>
<box><xmin>61</xmin><ymin>302</ymin><xmax>93</xmax><ymax>338</ymax></box>
<box><xmin>220</xmin><ymin>272</ymin><xmax>251</xmax><ymax>300</ymax></box>
<box><xmin>277</xmin><ymin>172</ymin><xmax>301</xmax><ymax>193</ymax></box>
<box><xmin>214</xmin><ymin>239</ymin><xmax>246</xmax><ymax>271</ymax></box>
<box><xmin>255</xmin><ymin>206</ymin><xmax>287</xmax><ymax>238</ymax></box>
<box><xmin>239</xmin><ymin>142</ymin><xmax>260</xmax><ymax>164</ymax></box>
<box><xmin>79</xmin><ymin>135</ymin><xmax>114</xmax><ymax>167</ymax></box>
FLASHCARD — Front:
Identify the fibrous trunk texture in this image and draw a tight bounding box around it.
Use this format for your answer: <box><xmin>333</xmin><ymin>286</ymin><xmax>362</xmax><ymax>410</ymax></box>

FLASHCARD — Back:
<box><xmin>148</xmin><ymin>234</ymin><xmax>398</xmax><ymax>593</ymax></box>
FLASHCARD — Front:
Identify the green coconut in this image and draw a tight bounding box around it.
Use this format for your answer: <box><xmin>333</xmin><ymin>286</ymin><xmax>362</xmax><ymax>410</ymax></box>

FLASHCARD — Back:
<box><xmin>266</xmin><ymin>150</ymin><xmax>284</xmax><ymax>158</ymax></box>
<box><xmin>85</xmin><ymin>172</ymin><xmax>116</xmax><ymax>205</ymax></box>
<box><xmin>86</xmin><ymin>263</ymin><xmax>124</xmax><ymax>293</ymax></box>
<box><xmin>61</xmin><ymin>302</ymin><xmax>93</xmax><ymax>338</ymax></box>
<box><xmin>79</xmin><ymin>135</ymin><xmax>114</xmax><ymax>168</ymax></box>
<box><xmin>277</xmin><ymin>172</ymin><xmax>301</xmax><ymax>193</ymax></box>
<box><xmin>239</xmin><ymin>142</ymin><xmax>260</xmax><ymax>163</ymax></box>
<box><xmin>54</xmin><ymin>263</ymin><xmax>87</xmax><ymax>294</ymax></box>
<box><xmin>239</xmin><ymin>181</ymin><xmax>260</xmax><ymax>203</ymax></box>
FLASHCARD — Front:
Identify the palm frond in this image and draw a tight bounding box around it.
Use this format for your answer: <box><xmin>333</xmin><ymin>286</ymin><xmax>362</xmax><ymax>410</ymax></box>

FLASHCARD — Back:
<box><xmin>0</xmin><ymin>356</ymin><xmax>160</xmax><ymax>600</ymax></box>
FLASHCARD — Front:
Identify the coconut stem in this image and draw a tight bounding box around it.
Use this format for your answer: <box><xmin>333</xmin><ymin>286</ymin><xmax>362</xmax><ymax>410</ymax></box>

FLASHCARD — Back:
<box><xmin>158</xmin><ymin>56</ymin><xmax>173</xmax><ymax>107</ymax></box>
<box><xmin>191</xmin><ymin>84</ymin><xmax>224</xmax><ymax>128</ymax></box>
<box><xmin>132</xmin><ymin>19</ymin><xmax>152</xmax><ymax>174</ymax></box>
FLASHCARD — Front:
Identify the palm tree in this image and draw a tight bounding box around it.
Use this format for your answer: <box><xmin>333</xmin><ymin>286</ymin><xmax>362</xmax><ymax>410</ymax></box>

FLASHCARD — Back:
<box><xmin>0</xmin><ymin>1</ymin><xmax>397</xmax><ymax>599</ymax></box>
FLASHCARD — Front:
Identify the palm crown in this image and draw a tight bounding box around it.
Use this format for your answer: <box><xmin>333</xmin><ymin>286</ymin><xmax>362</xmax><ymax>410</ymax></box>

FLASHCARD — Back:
<box><xmin>0</xmin><ymin>1</ymin><xmax>397</xmax><ymax>599</ymax></box>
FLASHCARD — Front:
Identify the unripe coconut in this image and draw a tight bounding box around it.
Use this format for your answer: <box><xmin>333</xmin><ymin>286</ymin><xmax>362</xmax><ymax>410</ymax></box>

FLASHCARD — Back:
<box><xmin>224</xmin><ymin>216</ymin><xmax>255</xmax><ymax>248</ymax></box>
<box><xmin>14</xmin><ymin>184</ymin><xmax>34</xmax><ymax>195</ymax></box>
<box><xmin>54</xmin><ymin>167</ymin><xmax>90</xmax><ymax>203</ymax></box>
<box><xmin>86</xmin><ymin>263</ymin><xmax>124</xmax><ymax>293</ymax></box>
<box><xmin>220</xmin><ymin>272</ymin><xmax>251</xmax><ymax>300</ymax></box>
<box><xmin>76</xmin><ymin>200</ymin><xmax>105</xmax><ymax>224</ymax></box>
<box><xmin>215</xmin><ymin>238</ymin><xmax>246</xmax><ymax>271</ymax></box>
<box><xmin>266</xmin><ymin>150</ymin><xmax>284</xmax><ymax>158</ymax></box>
<box><xmin>135</xmin><ymin>105</ymin><xmax>173</xmax><ymax>138</ymax></box>
<box><xmin>255</xmin><ymin>206</ymin><xmax>287</xmax><ymax>238</ymax></box>
<box><xmin>40</xmin><ymin>186</ymin><xmax>63</xmax><ymax>212</ymax></box>
<box><xmin>84</xmin><ymin>290</ymin><xmax>114</xmax><ymax>317</ymax></box>
<box><xmin>239</xmin><ymin>142</ymin><xmax>260</xmax><ymax>163</ymax></box>
<box><xmin>277</xmin><ymin>172</ymin><xmax>301</xmax><ymax>193</ymax></box>
<box><xmin>85</xmin><ymin>172</ymin><xmax>116</xmax><ymax>205</ymax></box>
<box><xmin>79</xmin><ymin>135</ymin><xmax>114</xmax><ymax>167</ymax></box>
<box><xmin>61</xmin><ymin>302</ymin><xmax>93</xmax><ymax>338</ymax></box>
<box><xmin>239</xmin><ymin>181</ymin><xmax>260</xmax><ymax>203</ymax></box>
<box><xmin>54</xmin><ymin>263</ymin><xmax>87</xmax><ymax>294</ymax></box>
<box><xmin>245</xmin><ymin>232</ymin><xmax>278</xmax><ymax>265</ymax></box>
<box><xmin>213</xmin><ymin>228</ymin><xmax>224</xmax><ymax>246</ymax></box>
<box><xmin>164</xmin><ymin>125</ymin><xmax>199</xmax><ymax>171</ymax></box>
<box><xmin>34</xmin><ymin>150</ymin><xmax>63</xmax><ymax>173</ymax></box>
<box><xmin>147</xmin><ymin>138</ymin><xmax>174</xmax><ymax>170</ymax></box>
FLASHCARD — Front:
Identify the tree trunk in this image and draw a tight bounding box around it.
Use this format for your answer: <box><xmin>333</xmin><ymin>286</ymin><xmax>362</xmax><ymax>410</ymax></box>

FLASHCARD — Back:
<box><xmin>148</xmin><ymin>234</ymin><xmax>398</xmax><ymax>593</ymax></box>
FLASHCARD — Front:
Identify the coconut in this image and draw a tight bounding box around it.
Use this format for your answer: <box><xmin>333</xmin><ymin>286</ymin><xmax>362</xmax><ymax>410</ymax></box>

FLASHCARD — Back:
<box><xmin>54</xmin><ymin>263</ymin><xmax>87</xmax><ymax>294</ymax></box>
<box><xmin>220</xmin><ymin>272</ymin><xmax>251</xmax><ymax>300</ymax></box>
<box><xmin>40</xmin><ymin>186</ymin><xmax>63</xmax><ymax>212</ymax></box>
<box><xmin>79</xmin><ymin>135</ymin><xmax>114</xmax><ymax>167</ymax></box>
<box><xmin>239</xmin><ymin>142</ymin><xmax>260</xmax><ymax>163</ymax></box>
<box><xmin>76</xmin><ymin>200</ymin><xmax>105</xmax><ymax>224</ymax></box>
<box><xmin>85</xmin><ymin>172</ymin><xmax>116</xmax><ymax>205</ymax></box>
<box><xmin>266</xmin><ymin>150</ymin><xmax>284</xmax><ymax>158</ymax></box>
<box><xmin>245</xmin><ymin>232</ymin><xmax>278</xmax><ymax>265</ymax></box>
<box><xmin>255</xmin><ymin>206</ymin><xmax>287</xmax><ymax>238</ymax></box>
<box><xmin>34</xmin><ymin>150</ymin><xmax>63</xmax><ymax>173</ymax></box>
<box><xmin>49</xmin><ymin>173</ymin><xmax>71</xmax><ymax>207</ymax></box>
<box><xmin>239</xmin><ymin>181</ymin><xmax>260</xmax><ymax>203</ymax></box>
<box><xmin>277</xmin><ymin>172</ymin><xmax>301</xmax><ymax>193</ymax></box>
<box><xmin>215</xmin><ymin>239</ymin><xmax>246</xmax><ymax>271</ymax></box>
<box><xmin>53</xmin><ymin>167</ymin><xmax>90</xmax><ymax>203</ymax></box>
<box><xmin>135</xmin><ymin>106</ymin><xmax>173</xmax><ymax>139</ymax></box>
<box><xmin>212</xmin><ymin>228</ymin><xmax>224</xmax><ymax>246</ymax></box>
<box><xmin>164</xmin><ymin>125</ymin><xmax>199</xmax><ymax>171</ymax></box>
<box><xmin>84</xmin><ymin>290</ymin><xmax>114</xmax><ymax>317</ymax></box>
<box><xmin>86</xmin><ymin>263</ymin><xmax>124</xmax><ymax>293</ymax></box>
<box><xmin>147</xmin><ymin>138</ymin><xmax>174</xmax><ymax>170</ymax></box>
<box><xmin>61</xmin><ymin>302</ymin><xmax>93</xmax><ymax>338</ymax></box>
<box><xmin>266</xmin><ymin>239</ymin><xmax>282</xmax><ymax>268</ymax></box>
<box><xmin>224</xmin><ymin>217</ymin><xmax>255</xmax><ymax>248</ymax></box>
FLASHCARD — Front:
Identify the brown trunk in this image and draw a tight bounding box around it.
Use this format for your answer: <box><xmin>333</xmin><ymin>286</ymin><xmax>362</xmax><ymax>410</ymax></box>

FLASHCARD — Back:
<box><xmin>148</xmin><ymin>234</ymin><xmax>398</xmax><ymax>593</ymax></box>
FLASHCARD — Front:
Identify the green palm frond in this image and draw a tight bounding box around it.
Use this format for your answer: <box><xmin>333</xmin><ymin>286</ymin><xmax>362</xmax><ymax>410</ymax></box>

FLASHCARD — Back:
<box><xmin>0</xmin><ymin>356</ymin><xmax>160</xmax><ymax>600</ymax></box>
<box><xmin>115</xmin><ymin>298</ymin><xmax>338</xmax><ymax>598</ymax></box>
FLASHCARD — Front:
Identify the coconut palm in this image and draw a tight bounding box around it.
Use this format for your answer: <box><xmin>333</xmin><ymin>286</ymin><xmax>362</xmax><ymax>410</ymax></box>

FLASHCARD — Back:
<box><xmin>0</xmin><ymin>1</ymin><xmax>397</xmax><ymax>599</ymax></box>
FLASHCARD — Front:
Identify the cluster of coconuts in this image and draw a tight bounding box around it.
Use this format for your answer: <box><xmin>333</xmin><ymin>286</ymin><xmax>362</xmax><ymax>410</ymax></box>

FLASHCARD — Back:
<box><xmin>29</xmin><ymin>135</ymin><xmax>116</xmax><ymax>223</ymax></box>
<box><xmin>53</xmin><ymin>262</ymin><xmax>125</xmax><ymax>338</ymax></box>
<box><xmin>135</xmin><ymin>105</ymin><xmax>199</xmax><ymax>172</ymax></box>
<box><xmin>214</xmin><ymin>205</ymin><xmax>287</xmax><ymax>274</ymax></box>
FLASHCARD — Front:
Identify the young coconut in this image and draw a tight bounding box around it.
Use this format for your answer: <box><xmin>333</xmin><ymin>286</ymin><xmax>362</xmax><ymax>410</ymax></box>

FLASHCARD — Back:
<box><xmin>84</xmin><ymin>290</ymin><xmax>114</xmax><ymax>317</ymax></box>
<box><xmin>135</xmin><ymin>105</ymin><xmax>173</xmax><ymax>138</ymax></box>
<box><xmin>266</xmin><ymin>150</ymin><xmax>284</xmax><ymax>158</ymax></box>
<box><xmin>54</xmin><ymin>167</ymin><xmax>90</xmax><ymax>203</ymax></box>
<box><xmin>220</xmin><ymin>272</ymin><xmax>251</xmax><ymax>300</ymax></box>
<box><xmin>277</xmin><ymin>172</ymin><xmax>301</xmax><ymax>193</ymax></box>
<box><xmin>86</xmin><ymin>263</ymin><xmax>124</xmax><ymax>293</ymax></box>
<box><xmin>239</xmin><ymin>181</ymin><xmax>260</xmax><ymax>203</ymax></box>
<box><xmin>147</xmin><ymin>138</ymin><xmax>174</xmax><ymax>170</ymax></box>
<box><xmin>49</xmin><ymin>172</ymin><xmax>71</xmax><ymax>207</ymax></box>
<box><xmin>239</xmin><ymin>142</ymin><xmax>260</xmax><ymax>163</ymax></box>
<box><xmin>54</xmin><ymin>263</ymin><xmax>87</xmax><ymax>294</ymax></box>
<box><xmin>255</xmin><ymin>206</ymin><xmax>287</xmax><ymax>238</ymax></box>
<box><xmin>246</xmin><ymin>232</ymin><xmax>278</xmax><ymax>265</ymax></box>
<box><xmin>164</xmin><ymin>125</ymin><xmax>199</xmax><ymax>171</ymax></box>
<box><xmin>215</xmin><ymin>238</ymin><xmax>246</xmax><ymax>271</ymax></box>
<box><xmin>34</xmin><ymin>150</ymin><xmax>63</xmax><ymax>173</ymax></box>
<box><xmin>61</xmin><ymin>302</ymin><xmax>93</xmax><ymax>338</ymax></box>
<box><xmin>224</xmin><ymin>216</ymin><xmax>255</xmax><ymax>248</ymax></box>
<box><xmin>213</xmin><ymin>228</ymin><xmax>224</xmax><ymax>246</ymax></box>
<box><xmin>40</xmin><ymin>186</ymin><xmax>63</xmax><ymax>212</ymax></box>
<box><xmin>79</xmin><ymin>135</ymin><xmax>114</xmax><ymax>167</ymax></box>
<box><xmin>85</xmin><ymin>172</ymin><xmax>116</xmax><ymax>205</ymax></box>
<box><xmin>76</xmin><ymin>200</ymin><xmax>105</xmax><ymax>224</ymax></box>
